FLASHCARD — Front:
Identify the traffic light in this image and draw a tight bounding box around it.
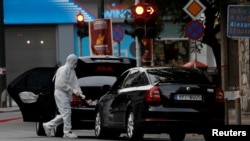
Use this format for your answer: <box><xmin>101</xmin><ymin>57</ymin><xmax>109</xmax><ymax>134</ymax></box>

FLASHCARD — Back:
<box><xmin>132</xmin><ymin>4</ymin><xmax>147</xmax><ymax>38</ymax></box>
<box><xmin>124</xmin><ymin>17</ymin><xmax>135</xmax><ymax>38</ymax></box>
<box><xmin>124</xmin><ymin>3</ymin><xmax>158</xmax><ymax>38</ymax></box>
<box><xmin>76</xmin><ymin>11</ymin><xmax>88</xmax><ymax>38</ymax></box>
<box><xmin>76</xmin><ymin>12</ymin><xmax>84</xmax><ymax>29</ymax></box>
<box><xmin>77</xmin><ymin>23</ymin><xmax>89</xmax><ymax>38</ymax></box>
<box><xmin>145</xmin><ymin>4</ymin><xmax>158</xmax><ymax>38</ymax></box>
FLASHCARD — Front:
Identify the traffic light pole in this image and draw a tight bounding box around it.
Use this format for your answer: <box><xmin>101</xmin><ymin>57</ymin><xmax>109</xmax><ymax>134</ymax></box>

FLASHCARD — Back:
<box><xmin>76</xmin><ymin>11</ymin><xmax>85</xmax><ymax>56</ymax></box>
<box><xmin>135</xmin><ymin>37</ymin><xmax>141</xmax><ymax>67</ymax></box>
<box><xmin>135</xmin><ymin>0</ymin><xmax>142</xmax><ymax>67</ymax></box>
<box><xmin>78</xmin><ymin>37</ymin><xmax>82</xmax><ymax>56</ymax></box>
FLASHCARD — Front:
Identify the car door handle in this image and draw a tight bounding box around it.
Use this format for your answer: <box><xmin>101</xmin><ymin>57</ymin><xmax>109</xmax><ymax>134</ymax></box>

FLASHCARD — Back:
<box><xmin>39</xmin><ymin>92</ymin><xmax>45</xmax><ymax>96</ymax></box>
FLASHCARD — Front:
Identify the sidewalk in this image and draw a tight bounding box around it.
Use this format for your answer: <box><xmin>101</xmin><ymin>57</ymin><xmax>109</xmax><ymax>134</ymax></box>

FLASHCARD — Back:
<box><xmin>0</xmin><ymin>100</ymin><xmax>20</xmax><ymax>113</ymax></box>
<box><xmin>0</xmin><ymin>106</ymin><xmax>20</xmax><ymax>113</ymax></box>
<box><xmin>228</xmin><ymin>109</ymin><xmax>250</xmax><ymax>125</ymax></box>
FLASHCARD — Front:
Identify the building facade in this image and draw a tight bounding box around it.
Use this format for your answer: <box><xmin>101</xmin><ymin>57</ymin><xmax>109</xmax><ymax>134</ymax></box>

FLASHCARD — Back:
<box><xmin>4</xmin><ymin>0</ymin><xmax>195</xmax><ymax>84</ymax></box>
<box><xmin>4</xmin><ymin>0</ymin><xmax>137</xmax><ymax>84</ymax></box>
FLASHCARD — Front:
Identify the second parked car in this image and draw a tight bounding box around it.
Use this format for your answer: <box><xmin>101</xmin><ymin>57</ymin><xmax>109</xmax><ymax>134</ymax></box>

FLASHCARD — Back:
<box><xmin>94</xmin><ymin>66</ymin><xmax>225</xmax><ymax>141</ymax></box>
<box><xmin>7</xmin><ymin>56</ymin><xmax>136</xmax><ymax>137</ymax></box>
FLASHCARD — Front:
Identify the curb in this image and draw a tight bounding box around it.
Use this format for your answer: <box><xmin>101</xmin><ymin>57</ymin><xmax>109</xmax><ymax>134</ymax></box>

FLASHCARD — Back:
<box><xmin>0</xmin><ymin>106</ymin><xmax>20</xmax><ymax>113</ymax></box>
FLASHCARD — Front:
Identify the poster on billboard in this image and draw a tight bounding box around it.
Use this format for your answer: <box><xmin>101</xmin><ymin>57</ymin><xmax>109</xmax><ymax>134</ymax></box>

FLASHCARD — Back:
<box><xmin>89</xmin><ymin>19</ymin><xmax>113</xmax><ymax>56</ymax></box>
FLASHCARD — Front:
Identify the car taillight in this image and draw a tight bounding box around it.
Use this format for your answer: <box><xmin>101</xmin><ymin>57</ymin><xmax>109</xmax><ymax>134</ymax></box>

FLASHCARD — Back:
<box><xmin>71</xmin><ymin>95</ymin><xmax>83</xmax><ymax>106</ymax></box>
<box><xmin>215</xmin><ymin>87</ymin><xmax>224</xmax><ymax>103</ymax></box>
<box><xmin>145</xmin><ymin>86</ymin><xmax>161</xmax><ymax>103</ymax></box>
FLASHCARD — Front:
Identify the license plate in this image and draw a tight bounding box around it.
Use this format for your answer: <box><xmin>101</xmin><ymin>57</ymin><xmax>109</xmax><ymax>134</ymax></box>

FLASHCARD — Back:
<box><xmin>175</xmin><ymin>94</ymin><xmax>202</xmax><ymax>101</ymax></box>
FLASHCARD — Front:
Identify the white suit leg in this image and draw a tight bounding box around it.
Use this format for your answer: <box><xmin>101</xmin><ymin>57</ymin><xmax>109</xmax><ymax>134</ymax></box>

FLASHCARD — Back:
<box><xmin>54</xmin><ymin>90</ymin><xmax>72</xmax><ymax>134</ymax></box>
<box><xmin>45</xmin><ymin>115</ymin><xmax>63</xmax><ymax>128</ymax></box>
<box><xmin>61</xmin><ymin>102</ymin><xmax>72</xmax><ymax>134</ymax></box>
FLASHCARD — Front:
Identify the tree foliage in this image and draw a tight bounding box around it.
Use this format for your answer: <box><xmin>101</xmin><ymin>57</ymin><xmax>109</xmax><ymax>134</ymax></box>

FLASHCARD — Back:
<box><xmin>150</xmin><ymin>0</ymin><xmax>222</xmax><ymax>84</ymax></box>
<box><xmin>121</xmin><ymin>0</ymin><xmax>222</xmax><ymax>84</ymax></box>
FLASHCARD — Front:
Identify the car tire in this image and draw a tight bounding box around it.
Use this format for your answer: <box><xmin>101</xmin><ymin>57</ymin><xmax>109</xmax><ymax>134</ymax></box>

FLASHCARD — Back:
<box><xmin>54</xmin><ymin>124</ymin><xmax>64</xmax><ymax>137</ymax></box>
<box><xmin>203</xmin><ymin>131</ymin><xmax>212</xmax><ymax>141</ymax></box>
<box><xmin>126</xmin><ymin>111</ymin><xmax>144</xmax><ymax>141</ymax></box>
<box><xmin>169</xmin><ymin>132</ymin><xmax>185</xmax><ymax>141</ymax></box>
<box><xmin>94</xmin><ymin>111</ymin><xmax>121</xmax><ymax>139</ymax></box>
<box><xmin>94</xmin><ymin>111</ymin><xmax>108</xmax><ymax>139</ymax></box>
<box><xmin>36</xmin><ymin>121</ymin><xmax>46</xmax><ymax>136</ymax></box>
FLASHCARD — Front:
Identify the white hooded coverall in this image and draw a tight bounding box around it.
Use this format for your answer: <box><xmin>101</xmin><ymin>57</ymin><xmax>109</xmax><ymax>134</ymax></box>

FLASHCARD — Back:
<box><xmin>45</xmin><ymin>54</ymin><xmax>82</xmax><ymax>134</ymax></box>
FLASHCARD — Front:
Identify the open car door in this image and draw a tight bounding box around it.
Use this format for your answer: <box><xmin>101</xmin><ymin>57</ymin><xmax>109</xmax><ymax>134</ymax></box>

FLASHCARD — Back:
<box><xmin>7</xmin><ymin>67</ymin><xmax>57</xmax><ymax>122</ymax></box>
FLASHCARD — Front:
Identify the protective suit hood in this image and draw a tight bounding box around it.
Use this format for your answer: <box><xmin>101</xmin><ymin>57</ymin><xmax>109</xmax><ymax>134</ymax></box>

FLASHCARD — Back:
<box><xmin>66</xmin><ymin>54</ymin><xmax>78</xmax><ymax>69</ymax></box>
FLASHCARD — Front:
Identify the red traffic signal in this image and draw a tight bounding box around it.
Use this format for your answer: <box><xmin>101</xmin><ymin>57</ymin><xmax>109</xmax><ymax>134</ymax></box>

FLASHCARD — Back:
<box><xmin>132</xmin><ymin>4</ymin><xmax>146</xmax><ymax>17</ymax></box>
<box><xmin>132</xmin><ymin>4</ymin><xmax>146</xmax><ymax>30</ymax></box>
<box><xmin>76</xmin><ymin>12</ymin><xmax>84</xmax><ymax>29</ymax></box>
<box><xmin>77</xmin><ymin>12</ymin><xmax>84</xmax><ymax>22</ymax></box>
<box><xmin>135</xmin><ymin>5</ymin><xmax>144</xmax><ymax>15</ymax></box>
<box><xmin>76</xmin><ymin>11</ymin><xmax>88</xmax><ymax>38</ymax></box>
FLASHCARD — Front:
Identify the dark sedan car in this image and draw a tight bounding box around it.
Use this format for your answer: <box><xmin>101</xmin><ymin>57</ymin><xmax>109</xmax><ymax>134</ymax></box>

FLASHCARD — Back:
<box><xmin>94</xmin><ymin>67</ymin><xmax>225</xmax><ymax>141</ymax></box>
<box><xmin>7</xmin><ymin>56</ymin><xmax>136</xmax><ymax>137</ymax></box>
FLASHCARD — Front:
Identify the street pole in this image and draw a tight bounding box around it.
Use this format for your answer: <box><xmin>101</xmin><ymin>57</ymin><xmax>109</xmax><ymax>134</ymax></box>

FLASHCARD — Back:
<box><xmin>79</xmin><ymin>37</ymin><xmax>82</xmax><ymax>56</ymax></box>
<box><xmin>135</xmin><ymin>0</ymin><xmax>142</xmax><ymax>67</ymax></box>
<box><xmin>194</xmin><ymin>41</ymin><xmax>197</xmax><ymax>68</ymax></box>
<box><xmin>0</xmin><ymin>0</ymin><xmax>7</xmax><ymax>107</ymax></box>
<box><xmin>118</xmin><ymin>42</ymin><xmax>121</xmax><ymax>56</ymax></box>
<box><xmin>98</xmin><ymin>0</ymin><xmax>104</xmax><ymax>18</ymax></box>
<box><xmin>235</xmin><ymin>97</ymin><xmax>241</xmax><ymax>125</ymax></box>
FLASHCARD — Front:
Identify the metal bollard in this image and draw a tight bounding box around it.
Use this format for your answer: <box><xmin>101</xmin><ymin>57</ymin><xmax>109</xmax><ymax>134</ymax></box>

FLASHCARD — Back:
<box><xmin>235</xmin><ymin>97</ymin><xmax>241</xmax><ymax>125</ymax></box>
<box><xmin>224</xmin><ymin>98</ymin><xmax>229</xmax><ymax>125</ymax></box>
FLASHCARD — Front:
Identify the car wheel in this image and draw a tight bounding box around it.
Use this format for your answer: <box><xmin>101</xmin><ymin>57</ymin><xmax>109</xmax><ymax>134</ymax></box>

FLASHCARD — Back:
<box><xmin>127</xmin><ymin>111</ymin><xmax>144</xmax><ymax>141</ymax></box>
<box><xmin>203</xmin><ymin>131</ymin><xmax>212</xmax><ymax>141</ymax></box>
<box><xmin>94</xmin><ymin>111</ymin><xmax>108</xmax><ymax>139</ymax></box>
<box><xmin>36</xmin><ymin>121</ymin><xmax>46</xmax><ymax>136</ymax></box>
<box><xmin>169</xmin><ymin>132</ymin><xmax>185</xmax><ymax>141</ymax></box>
<box><xmin>54</xmin><ymin>124</ymin><xmax>63</xmax><ymax>137</ymax></box>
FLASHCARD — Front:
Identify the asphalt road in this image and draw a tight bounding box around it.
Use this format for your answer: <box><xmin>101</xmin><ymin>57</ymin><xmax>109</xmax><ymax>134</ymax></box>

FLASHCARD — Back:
<box><xmin>0</xmin><ymin>111</ymin><xmax>206</xmax><ymax>141</ymax></box>
<box><xmin>1</xmin><ymin>108</ymin><xmax>250</xmax><ymax>141</ymax></box>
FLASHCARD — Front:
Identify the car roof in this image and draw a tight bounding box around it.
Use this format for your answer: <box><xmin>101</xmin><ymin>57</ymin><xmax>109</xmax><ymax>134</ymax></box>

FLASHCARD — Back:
<box><xmin>126</xmin><ymin>66</ymin><xmax>205</xmax><ymax>75</ymax></box>
<box><xmin>129</xmin><ymin>66</ymin><xmax>204</xmax><ymax>71</ymax></box>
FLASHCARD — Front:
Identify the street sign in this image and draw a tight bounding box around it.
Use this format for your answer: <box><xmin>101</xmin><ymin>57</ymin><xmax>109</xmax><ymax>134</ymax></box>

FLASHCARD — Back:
<box><xmin>183</xmin><ymin>0</ymin><xmax>206</xmax><ymax>20</ymax></box>
<box><xmin>185</xmin><ymin>20</ymin><xmax>204</xmax><ymax>40</ymax></box>
<box><xmin>227</xmin><ymin>5</ymin><xmax>250</xmax><ymax>38</ymax></box>
<box><xmin>113</xmin><ymin>25</ymin><xmax>124</xmax><ymax>42</ymax></box>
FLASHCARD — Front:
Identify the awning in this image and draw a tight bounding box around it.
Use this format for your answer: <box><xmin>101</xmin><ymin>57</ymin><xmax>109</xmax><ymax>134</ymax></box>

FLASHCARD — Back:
<box><xmin>182</xmin><ymin>60</ymin><xmax>207</xmax><ymax>68</ymax></box>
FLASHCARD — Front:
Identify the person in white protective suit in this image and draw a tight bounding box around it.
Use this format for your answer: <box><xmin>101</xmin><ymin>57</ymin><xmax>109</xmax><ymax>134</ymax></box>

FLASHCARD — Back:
<box><xmin>43</xmin><ymin>54</ymin><xmax>85</xmax><ymax>138</ymax></box>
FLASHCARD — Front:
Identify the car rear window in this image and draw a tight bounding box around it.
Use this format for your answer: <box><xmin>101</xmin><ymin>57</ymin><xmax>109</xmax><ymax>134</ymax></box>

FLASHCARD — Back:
<box><xmin>147</xmin><ymin>68</ymin><xmax>211</xmax><ymax>84</ymax></box>
<box><xmin>78</xmin><ymin>76</ymin><xmax>116</xmax><ymax>86</ymax></box>
<box><xmin>75</xmin><ymin>57</ymin><xmax>136</xmax><ymax>78</ymax></box>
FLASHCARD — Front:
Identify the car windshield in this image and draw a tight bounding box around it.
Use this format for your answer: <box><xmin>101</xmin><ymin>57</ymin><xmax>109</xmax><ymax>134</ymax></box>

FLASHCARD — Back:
<box><xmin>78</xmin><ymin>76</ymin><xmax>116</xmax><ymax>86</ymax></box>
<box><xmin>147</xmin><ymin>68</ymin><xmax>211</xmax><ymax>84</ymax></box>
